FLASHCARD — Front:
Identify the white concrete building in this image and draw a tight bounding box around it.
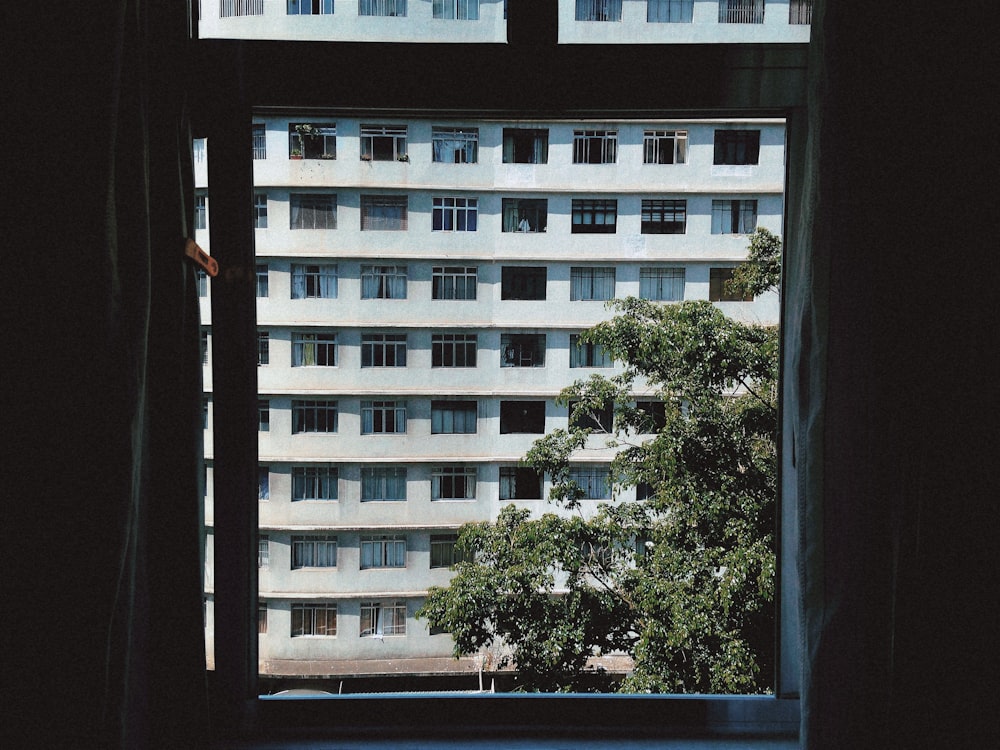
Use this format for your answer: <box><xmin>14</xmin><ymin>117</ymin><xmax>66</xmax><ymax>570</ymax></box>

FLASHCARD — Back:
<box><xmin>196</xmin><ymin>113</ymin><xmax>784</xmax><ymax>682</ymax></box>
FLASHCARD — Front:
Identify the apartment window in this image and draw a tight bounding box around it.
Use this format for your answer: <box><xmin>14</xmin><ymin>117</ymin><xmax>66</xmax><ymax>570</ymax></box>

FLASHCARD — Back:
<box><xmin>291</xmin><ymin>603</ymin><xmax>337</xmax><ymax>637</ymax></box>
<box><xmin>360</xmin><ymin>124</ymin><xmax>407</xmax><ymax>160</ymax></box>
<box><xmin>570</xmin><ymin>334</ymin><xmax>612</xmax><ymax>368</ymax></box>
<box><xmin>361</xmin><ymin>467</ymin><xmax>407</xmax><ymax>500</ymax></box>
<box><xmin>636</xmin><ymin>400</ymin><xmax>668</xmax><ymax>432</ymax></box>
<box><xmin>291</xmin><ymin>400</ymin><xmax>339</xmax><ymax>433</ymax></box>
<box><xmin>431</xmin><ymin>466</ymin><xmax>477</xmax><ymax>500</ymax></box>
<box><xmin>502</xmin><ymin>128</ymin><xmax>548</xmax><ymax>164</ymax></box>
<box><xmin>257</xmin><ymin>331</ymin><xmax>269</xmax><ymax>366</ymax></box>
<box><xmin>641</xmin><ymin>199</ymin><xmax>686</xmax><ymax>234</ymax></box>
<box><xmin>258</xmin><ymin>535</ymin><xmax>269</xmax><ymax>568</ymax></box>
<box><xmin>643</xmin><ymin>129</ymin><xmax>688</xmax><ymax>164</ymax></box>
<box><xmin>431</xmin><ymin>127</ymin><xmax>478</xmax><ymax>163</ymax></box>
<box><xmin>432</xmin><ymin>197</ymin><xmax>478</xmax><ymax>232</ymax></box>
<box><xmin>288</xmin><ymin>0</ymin><xmax>335</xmax><ymax>15</ymax></box>
<box><xmin>432</xmin><ymin>266</ymin><xmax>477</xmax><ymax>299</ymax></box>
<box><xmin>361</xmin><ymin>333</ymin><xmax>406</xmax><ymax>367</ymax></box>
<box><xmin>194</xmin><ymin>194</ymin><xmax>207</xmax><ymax>230</ymax></box>
<box><xmin>647</xmin><ymin>0</ymin><xmax>692</xmax><ymax>22</ymax></box>
<box><xmin>569</xmin><ymin>466</ymin><xmax>612</xmax><ymax>500</ymax></box>
<box><xmin>258</xmin><ymin>466</ymin><xmax>270</xmax><ymax>501</ymax></box>
<box><xmin>291</xmin><ymin>263</ymin><xmax>338</xmax><ymax>298</ymax></box>
<box><xmin>251</xmin><ymin>123</ymin><xmax>266</xmax><ymax>159</ymax></box>
<box><xmin>361</xmin><ymin>400</ymin><xmax>406</xmax><ymax>434</ymax></box>
<box><xmin>288</xmin><ymin>122</ymin><xmax>336</xmax><ymax>158</ymax></box>
<box><xmin>718</xmin><ymin>0</ymin><xmax>764</xmax><ymax>24</ymax></box>
<box><xmin>360</xmin><ymin>195</ymin><xmax>408</xmax><ymax>231</ymax></box>
<box><xmin>255</xmin><ymin>264</ymin><xmax>268</xmax><ymax>297</ymax></box>
<box><xmin>714</xmin><ymin>129</ymin><xmax>761</xmax><ymax>165</ymax></box>
<box><xmin>291</xmin><ymin>535</ymin><xmax>338</xmax><ymax>568</ymax></box>
<box><xmin>360</xmin><ymin>536</ymin><xmax>406</xmax><ymax>569</ymax></box>
<box><xmin>360</xmin><ymin>601</ymin><xmax>407</xmax><ymax>636</ymax></box>
<box><xmin>201</xmin><ymin>331</ymin><xmax>209</xmax><ymax>365</ymax></box>
<box><xmin>569</xmin><ymin>400</ymin><xmax>614</xmax><ymax>432</ymax></box>
<box><xmin>789</xmin><ymin>0</ymin><xmax>812</xmax><ymax>24</ymax></box>
<box><xmin>573</xmin><ymin>129</ymin><xmax>618</xmax><ymax>164</ymax></box>
<box><xmin>258</xmin><ymin>399</ymin><xmax>270</xmax><ymax>432</ymax></box>
<box><xmin>499</xmin><ymin>401</ymin><xmax>545</xmax><ymax>434</ymax></box>
<box><xmin>640</xmin><ymin>267</ymin><xmax>686</xmax><ymax>301</ymax></box>
<box><xmin>499</xmin><ymin>466</ymin><xmax>543</xmax><ymax>500</ymax></box>
<box><xmin>292</xmin><ymin>332</ymin><xmax>337</xmax><ymax>367</ymax></box>
<box><xmin>501</xmin><ymin>266</ymin><xmax>546</xmax><ymax>300</ymax></box>
<box><xmin>254</xmin><ymin>193</ymin><xmax>267</xmax><ymax>228</ymax></box>
<box><xmin>575</xmin><ymin>0</ymin><xmax>621</xmax><ymax>22</ymax></box>
<box><xmin>710</xmin><ymin>267</ymin><xmax>754</xmax><ymax>301</ymax></box>
<box><xmin>430</xmin><ymin>534</ymin><xmax>471</xmax><ymax>568</ymax></box>
<box><xmin>711</xmin><ymin>199</ymin><xmax>758</xmax><ymax>234</ymax></box>
<box><xmin>431</xmin><ymin>400</ymin><xmax>477</xmax><ymax>434</ymax></box>
<box><xmin>570</xmin><ymin>267</ymin><xmax>616</xmax><ymax>301</ymax></box>
<box><xmin>220</xmin><ymin>0</ymin><xmax>264</xmax><ymax>17</ymax></box>
<box><xmin>502</xmin><ymin>198</ymin><xmax>547</xmax><ymax>233</ymax></box>
<box><xmin>196</xmin><ymin>268</ymin><xmax>208</xmax><ymax>297</ymax></box>
<box><xmin>290</xmin><ymin>193</ymin><xmax>337</xmax><ymax>229</ymax></box>
<box><xmin>572</xmin><ymin>199</ymin><xmax>617</xmax><ymax>233</ymax></box>
<box><xmin>292</xmin><ymin>465</ymin><xmax>339</xmax><ymax>500</ymax></box>
<box><xmin>202</xmin><ymin>398</ymin><xmax>209</xmax><ymax>430</ymax></box>
<box><xmin>431</xmin><ymin>333</ymin><xmax>477</xmax><ymax>367</ymax></box>
<box><xmin>258</xmin><ymin>603</ymin><xmax>268</xmax><ymax>635</ymax></box>
<box><xmin>500</xmin><ymin>334</ymin><xmax>545</xmax><ymax>367</ymax></box>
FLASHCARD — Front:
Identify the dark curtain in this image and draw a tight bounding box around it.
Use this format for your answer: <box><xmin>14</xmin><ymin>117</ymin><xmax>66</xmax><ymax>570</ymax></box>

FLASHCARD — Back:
<box><xmin>5</xmin><ymin>1</ymin><xmax>208</xmax><ymax>748</ymax></box>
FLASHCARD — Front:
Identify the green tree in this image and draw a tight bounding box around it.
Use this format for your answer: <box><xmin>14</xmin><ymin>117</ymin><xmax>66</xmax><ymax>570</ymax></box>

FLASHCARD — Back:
<box><xmin>419</xmin><ymin>238</ymin><xmax>781</xmax><ymax>693</ymax></box>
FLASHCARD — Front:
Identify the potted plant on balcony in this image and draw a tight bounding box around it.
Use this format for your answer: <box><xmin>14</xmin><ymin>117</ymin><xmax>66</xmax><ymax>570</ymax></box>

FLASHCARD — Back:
<box><xmin>290</xmin><ymin>149</ymin><xmax>303</xmax><ymax>160</ymax></box>
<box><xmin>294</xmin><ymin>123</ymin><xmax>320</xmax><ymax>159</ymax></box>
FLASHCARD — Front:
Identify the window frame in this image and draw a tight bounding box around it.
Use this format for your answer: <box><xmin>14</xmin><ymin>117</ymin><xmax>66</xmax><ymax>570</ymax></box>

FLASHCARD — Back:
<box><xmin>430</xmin><ymin>399</ymin><xmax>478</xmax><ymax>434</ymax></box>
<box><xmin>360</xmin><ymin>333</ymin><xmax>407</xmax><ymax>367</ymax></box>
<box><xmin>572</xmin><ymin>129</ymin><xmax>618</xmax><ymax>164</ymax></box>
<box><xmin>430</xmin><ymin>465</ymin><xmax>477</xmax><ymax>500</ymax></box>
<box><xmin>360</xmin><ymin>264</ymin><xmax>407</xmax><ymax>299</ymax></box>
<box><xmin>290</xmin><ymin>602</ymin><xmax>338</xmax><ymax>637</ymax></box>
<box><xmin>431</xmin><ymin>127</ymin><xmax>479</xmax><ymax>162</ymax></box>
<box><xmin>570</xmin><ymin>266</ymin><xmax>616</xmax><ymax>301</ymax></box>
<box><xmin>360</xmin><ymin>466</ymin><xmax>408</xmax><ymax>500</ymax></box>
<box><xmin>290</xmin><ymin>263</ymin><xmax>338</xmax><ymax>299</ymax></box>
<box><xmin>291</xmin><ymin>331</ymin><xmax>338</xmax><ymax>367</ymax></box>
<box><xmin>359</xmin><ymin>600</ymin><xmax>407</xmax><ymax>636</ymax></box>
<box><xmin>641</xmin><ymin>198</ymin><xmax>686</xmax><ymax>234</ymax></box>
<box><xmin>291</xmin><ymin>399</ymin><xmax>339</xmax><ymax>434</ymax></box>
<box><xmin>432</xmin><ymin>197</ymin><xmax>478</xmax><ymax>232</ymax></box>
<box><xmin>359</xmin><ymin>535</ymin><xmax>407</xmax><ymax>568</ymax></box>
<box><xmin>500</xmin><ymin>333</ymin><xmax>546</xmax><ymax>367</ymax></box>
<box><xmin>571</xmin><ymin>198</ymin><xmax>617</xmax><ymax>233</ymax></box>
<box><xmin>291</xmin><ymin>534</ymin><xmax>339</xmax><ymax>568</ymax></box>
<box><xmin>431</xmin><ymin>332</ymin><xmax>477</xmax><ymax>367</ymax></box>
<box><xmin>291</xmin><ymin>465</ymin><xmax>339</xmax><ymax>500</ymax></box>
<box><xmin>639</xmin><ymin>266</ymin><xmax>686</xmax><ymax>301</ymax></box>
<box><xmin>289</xmin><ymin>192</ymin><xmax>337</xmax><ymax>229</ymax></box>
<box><xmin>360</xmin><ymin>400</ymin><xmax>407</xmax><ymax>435</ymax></box>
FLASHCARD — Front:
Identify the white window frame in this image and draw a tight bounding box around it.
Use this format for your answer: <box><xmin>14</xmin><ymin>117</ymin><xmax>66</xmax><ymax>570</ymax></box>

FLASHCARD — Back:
<box><xmin>291</xmin><ymin>535</ymin><xmax>338</xmax><ymax>568</ymax></box>
<box><xmin>360</xmin><ymin>264</ymin><xmax>407</xmax><ymax>299</ymax></box>
<box><xmin>711</xmin><ymin>199</ymin><xmax>758</xmax><ymax>234</ymax></box>
<box><xmin>257</xmin><ymin>399</ymin><xmax>269</xmax><ymax>432</ymax></box>
<box><xmin>361</xmin><ymin>400</ymin><xmax>407</xmax><ymax>434</ymax></box>
<box><xmin>641</xmin><ymin>198</ymin><xmax>687</xmax><ymax>234</ymax></box>
<box><xmin>287</xmin><ymin>0</ymin><xmax>336</xmax><ymax>15</ymax></box>
<box><xmin>431</xmin><ymin>333</ymin><xmax>477</xmax><ymax>367</ymax></box>
<box><xmin>290</xmin><ymin>602</ymin><xmax>338</xmax><ymax>637</ymax></box>
<box><xmin>220</xmin><ymin>0</ymin><xmax>264</xmax><ymax>18</ymax></box>
<box><xmin>498</xmin><ymin>465</ymin><xmax>543</xmax><ymax>500</ymax></box>
<box><xmin>431</xmin><ymin>127</ymin><xmax>479</xmax><ymax>162</ymax></box>
<box><xmin>255</xmin><ymin>263</ymin><xmax>268</xmax><ymax>297</ymax></box>
<box><xmin>568</xmin><ymin>466</ymin><xmax>612</xmax><ymax>500</ymax></box>
<box><xmin>431</xmin><ymin>400</ymin><xmax>478</xmax><ymax>434</ymax></box>
<box><xmin>500</xmin><ymin>333</ymin><xmax>546</xmax><ymax>367</ymax></box>
<box><xmin>571</xmin><ymin>199</ymin><xmax>617</xmax><ymax>233</ymax></box>
<box><xmin>257</xmin><ymin>534</ymin><xmax>269</xmax><ymax>568</ymax></box>
<box><xmin>256</xmin><ymin>331</ymin><xmax>268</xmax><ymax>365</ymax></box>
<box><xmin>640</xmin><ymin>267</ymin><xmax>686</xmax><ymax>301</ymax></box>
<box><xmin>432</xmin><ymin>266</ymin><xmax>477</xmax><ymax>299</ymax></box>
<box><xmin>291</xmin><ymin>263</ymin><xmax>338</xmax><ymax>299</ymax></box>
<box><xmin>718</xmin><ymin>0</ymin><xmax>765</xmax><ymax>24</ymax></box>
<box><xmin>359</xmin><ymin>124</ymin><xmax>407</xmax><ymax>159</ymax></box>
<box><xmin>569</xmin><ymin>334</ymin><xmax>612</xmax><ymax>368</ymax></box>
<box><xmin>361</xmin><ymin>333</ymin><xmax>407</xmax><ymax>367</ymax></box>
<box><xmin>573</xmin><ymin>129</ymin><xmax>618</xmax><ymax>164</ymax></box>
<box><xmin>570</xmin><ymin>267</ymin><xmax>616</xmax><ymax>301</ymax></box>
<box><xmin>430</xmin><ymin>533</ymin><xmax>471</xmax><ymax>567</ymax></box>
<box><xmin>361</xmin><ymin>466</ymin><xmax>407</xmax><ymax>500</ymax></box>
<box><xmin>360</xmin><ymin>536</ymin><xmax>407</xmax><ymax>569</ymax></box>
<box><xmin>254</xmin><ymin>193</ymin><xmax>267</xmax><ymax>228</ymax></box>
<box><xmin>647</xmin><ymin>0</ymin><xmax>693</xmax><ymax>23</ymax></box>
<box><xmin>432</xmin><ymin>198</ymin><xmax>478</xmax><ymax>232</ymax></box>
<box><xmin>360</xmin><ymin>600</ymin><xmax>407</xmax><ymax>636</ymax></box>
<box><xmin>575</xmin><ymin>0</ymin><xmax>622</xmax><ymax>22</ymax></box>
<box><xmin>289</xmin><ymin>193</ymin><xmax>337</xmax><ymax>229</ymax></box>
<box><xmin>291</xmin><ymin>332</ymin><xmax>337</xmax><ymax>367</ymax></box>
<box><xmin>291</xmin><ymin>399</ymin><xmax>339</xmax><ymax>434</ymax></box>
<box><xmin>291</xmin><ymin>465</ymin><xmax>339</xmax><ymax>500</ymax></box>
<box><xmin>431</xmin><ymin>465</ymin><xmax>477</xmax><ymax>500</ymax></box>
<box><xmin>643</xmin><ymin>129</ymin><xmax>688</xmax><ymax>164</ymax></box>
<box><xmin>251</xmin><ymin>123</ymin><xmax>266</xmax><ymax>159</ymax></box>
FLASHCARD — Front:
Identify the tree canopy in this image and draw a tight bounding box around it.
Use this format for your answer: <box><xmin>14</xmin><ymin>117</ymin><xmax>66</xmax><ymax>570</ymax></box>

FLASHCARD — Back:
<box><xmin>418</xmin><ymin>230</ymin><xmax>781</xmax><ymax>693</ymax></box>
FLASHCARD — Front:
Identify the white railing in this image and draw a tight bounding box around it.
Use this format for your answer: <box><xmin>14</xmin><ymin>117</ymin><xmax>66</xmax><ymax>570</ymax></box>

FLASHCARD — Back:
<box><xmin>220</xmin><ymin>0</ymin><xmax>264</xmax><ymax>18</ymax></box>
<box><xmin>718</xmin><ymin>0</ymin><xmax>765</xmax><ymax>24</ymax></box>
<box><xmin>789</xmin><ymin>0</ymin><xmax>813</xmax><ymax>25</ymax></box>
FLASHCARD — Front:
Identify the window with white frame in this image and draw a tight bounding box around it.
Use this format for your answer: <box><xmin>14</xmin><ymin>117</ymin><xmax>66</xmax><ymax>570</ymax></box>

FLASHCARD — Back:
<box><xmin>360</xmin><ymin>264</ymin><xmax>407</xmax><ymax>299</ymax></box>
<box><xmin>569</xmin><ymin>334</ymin><xmax>612</xmax><ymax>368</ymax></box>
<box><xmin>432</xmin><ymin>266</ymin><xmax>477</xmax><ymax>299</ymax></box>
<box><xmin>361</xmin><ymin>467</ymin><xmax>407</xmax><ymax>500</ymax></box>
<box><xmin>575</xmin><ymin>0</ymin><xmax>621</xmax><ymax>22</ymax></box>
<box><xmin>287</xmin><ymin>0</ymin><xmax>335</xmax><ymax>15</ymax></box>
<box><xmin>292</xmin><ymin>332</ymin><xmax>337</xmax><ymax>367</ymax></box>
<box><xmin>640</xmin><ymin>267</ymin><xmax>686</xmax><ymax>301</ymax></box>
<box><xmin>255</xmin><ymin>263</ymin><xmax>268</xmax><ymax>297</ymax></box>
<box><xmin>430</xmin><ymin>534</ymin><xmax>471</xmax><ymax>568</ymax></box>
<box><xmin>360</xmin><ymin>601</ymin><xmax>407</xmax><ymax>636</ymax></box>
<box><xmin>431</xmin><ymin>127</ymin><xmax>478</xmax><ymax>162</ymax></box>
<box><xmin>258</xmin><ymin>399</ymin><xmax>270</xmax><ymax>432</ymax></box>
<box><xmin>291</xmin><ymin>535</ymin><xmax>338</xmax><ymax>568</ymax></box>
<box><xmin>288</xmin><ymin>122</ymin><xmax>336</xmax><ymax>158</ymax></box>
<box><xmin>789</xmin><ymin>0</ymin><xmax>812</xmax><ymax>24</ymax></box>
<box><xmin>711</xmin><ymin>199</ymin><xmax>758</xmax><ymax>234</ymax></box>
<box><xmin>431</xmin><ymin>333</ymin><xmax>477</xmax><ymax>367</ymax></box>
<box><xmin>258</xmin><ymin>534</ymin><xmax>269</xmax><ymax>568</ymax></box>
<box><xmin>499</xmin><ymin>466</ymin><xmax>543</xmax><ymax>500</ymax></box>
<box><xmin>570</xmin><ymin>267</ymin><xmax>616</xmax><ymax>301</ymax></box>
<box><xmin>360</xmin><ymin>537</ymin><xmax>406</xmax><ymax>569</ymax></box>
<box><xmin>636</xmin><ymin>400</ymin><xmax>668</xmax><ymax>433</ymax></box>
<box><xmin>194</xmin><ymin>194</ymin><xmax>207</xmax><ymax>230</ymax></box>
<box><xmin>361</xmin><ymin>333</ymin><xmax>406</xmax><ymax>367</ymax></box>
<box><xmin>258</xmin><ymin>465</ymin><xmax>270</xmax><ymax>501</ymax></box>
<box><xmin>291</xmin><ymin>263</ymin><xmax>338</xmax><ymax>298</ymax></box>
<box><xmin>251</xmin><ymin>123</ymin><xmax>266</xmax><ymax>159</ymax></box>
<box><xmin>431</xmin><ymin>400</ymin><xmax>477</xmax><ymax>434</ymax></box>
<box><xmin>641</xmin><ymin>198</ymin><xmax>686</xmax><ymax>234</ymax></box>
<box><xmin>258</xmin><ymin>603</ymin><xmax>268</xmax><ymax>634</ymax></box>
<box><xmin>359</xmin><ymin>124</ymin><xmax>407</xmax><ymax>159</ymax></box>
<box><xmin>432</xmin><ymin>198</ymin><xmax>478</xmax><ymax>231</ymax></box>
<box><xmin>500</xmin><ymin>333</ymin><xmax>545</xmax><ymax>367</ymax></box>
<box><xmin>360</xmin><ymin>195</ymin><xmax>408</xmax><ymax>230</ymax></box>
<box><xmin>718</xmin><ymin>0</ymin><xmax>764</xmax><ymax>24</ymax></box>
<box><xmin>291</xmin><ymin>400</ymin><xmax>338</xmax><ymax>433</ymax></box>
<box><xmin>256</xmin><ymin>331</ymin><xmax>269</xmax><ymax>365</ymax></box>
<box><xmin>197</xmin><ymin>268</ymin><xmax>208</xmax><ymax>298</ymax></box>
<box><xmin>643</xmin><ymin>129</ymin><xmax>688</xmax><ymax>164</ymax></box>
<box><xmin>292</xmin><ymin>465</ymin><xmax>339</xmax><ymax>500</ymax></box>
<box><xmin>573</xmin><ymin>129</ymin><xmax>618</xmax><ymax>164</ymax></box>
<box><xmin>499</xmin><ymin>401</ymin><xmax>546</xmax><ymax>434</ymax></box>
<box><xmin>291</xmin><ymin>603</ymin><xmax>337</xmax><ymax>637</ymax></box>
<box><xmin>432</xmin><ymin>0</ymin><xmax>478</xmax><ymax>20</ymax></box>
<box><xmin>502</xmin><ymin>128</ymin><xmax>548</xmax><ymax>164</ymax></box>
<box><xmin>254</xmin><ymin>193</ymin><xmax>267</xmax><ymax>228</ymax></box>
<box><xmin>220</xmin><ymin>0</ymin><xmax>264</xmax><ymax>18</ymax></box>
<box><xmin>361</xmin><ymin>400</ymin><xmax>406</xmax><ymax>434</ymax></box>
<box><xmin>571</xmin><ymin>199</ymin><xmax>617</xmax><ymax>233</ymax></box>
<box><xmin>713</xmin><ymin>129</ymin><xmax>761</xmax><ymax>165</ymax></box>
<box><xmin>501</xmin><ymin>198</ymin><xmax>547</xmax><ymax>232</ymax></box>
<box><xmin>709</xmin><ymin>267</ymin><xmax>754</xmax><ymax>301</ymax></box>
<box><xmin>202</xmin><ymin>398</ymin><xmax>209</xmax><ymax>430</ymax></box>
<box><xmin>647</xmin><ymin>0</ymin><xmax>693</xmax><ymax>22</ymax></box>
<box><xmin>569</xmin><ymin>465</ymin><xmax>612</xmax><ymax>499</ymax></box>
<box><xmin>501</xmin><ymin>266</ymin><xmax>546</xmax><ymax>300</ymax></box>
<box><xmin>290</xmin><ymin>193</ymin><xmax>337</xmax><ymax>229</ymax></box>
<box><xmin>431</xmin><ymin>465</ymin><xmax>477</xmax><ymax>500</ymax></box>
<box><xmin>569</xmin><ymin>400</ymin><xmax>614</xmax><ymax>433</ymax></box>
